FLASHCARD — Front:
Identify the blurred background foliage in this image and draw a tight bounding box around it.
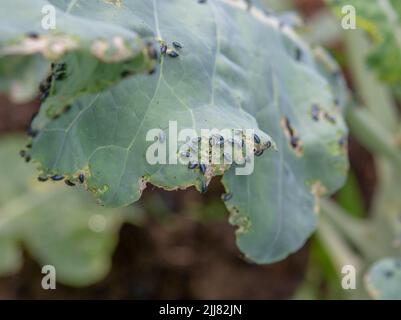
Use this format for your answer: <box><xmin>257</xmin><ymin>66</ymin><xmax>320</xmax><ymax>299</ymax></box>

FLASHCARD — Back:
<box><xmin>0</xmin><ymin>0</ymin><xmax>400</xmax><ymax>299</ymax></box>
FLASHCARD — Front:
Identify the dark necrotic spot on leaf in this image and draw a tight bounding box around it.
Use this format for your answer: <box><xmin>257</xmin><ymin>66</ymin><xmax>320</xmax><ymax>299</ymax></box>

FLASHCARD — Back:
<box><xmin>281</xmin><ymin>117</ymin><xmax>303</xmax><ymax>155</ymax></box>
<box><xmin>51</xmin><ymin>175</ymin><xmax>65</xmax><ymax>181</ymax></box>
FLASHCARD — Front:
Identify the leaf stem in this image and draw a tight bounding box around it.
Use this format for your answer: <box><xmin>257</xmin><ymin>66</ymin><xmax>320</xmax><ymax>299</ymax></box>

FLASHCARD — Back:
<box><xmin>346</xmin><ymin>107</ymin><xmax>401</xmax><ymax>168</ymax></box>
<box><xmin>317</xmin><ymin>215</ymin><xmax>362</xmax><ymax>271</ymax></box>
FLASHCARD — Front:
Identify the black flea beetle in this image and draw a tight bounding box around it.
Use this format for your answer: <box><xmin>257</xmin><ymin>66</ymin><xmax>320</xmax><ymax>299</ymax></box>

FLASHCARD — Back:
<box><xmin>78</xmin><ymin>173</ymin><xmax>85</xmax><ymax>184</ymax></box>
<box><xmin>253</xmin><ymin>133</ymin><xmax>261</xmax><ymax>144</ymax></box>
<box><xmin>172</xmin><ymin>41</ymin><xmax>183</xmax><ymax>49</ymax></box>
<box><xmin>222</xmin><ymin>193</ymin><xmax>233</xmax><ymax>201</ymax></box>
<box><xmin>188</xmin><ymin>162</ymin><xmax>198</xmax><ymax>169</ymax></box>
<box><xmin>51</xmin><ymin>175</ymin><xmax>65</xmax><ymax>181</ymax></box>
<box><xmin>37</xmin><ymin>176</ymin><xmax>48</xmax><ymax>182</ymax></box>
<box><xmin>199</xmin><ymin>163</ymin><xmax>206</xmax><ymax>175</ymax></box>
<box><xmin>200</xmin><ymin>180</ymin><xmax>208</xmax><ymax>194</ymax></box>
<box><xmin>65</xmin><ymin>180</ymin><xmax>76</xmax><ymax>187</ymax></box>
<box><xmin>27</xmin><ymin>127</ymin><xmax>38</xmax><ymax>138</ymax></box>
<box><xmin>168</xmin><ymin>50</ymin><xmax>179</xmax><ymax>58</ymax></box>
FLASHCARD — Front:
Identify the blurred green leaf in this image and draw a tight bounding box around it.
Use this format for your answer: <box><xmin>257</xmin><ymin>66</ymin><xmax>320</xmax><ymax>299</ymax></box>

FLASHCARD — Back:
<box><xmin>0</xmin><ymin>135</ymin><xmax>134</xmax><ymax>286</ymax></box>
<box><xmin>336</xmin><ymin>171</ymin><xmax>364</xmax><ymax>218</ymax></box>
<box><xmin>328</xmin><ymin>0</ymin><xmax>401</xmax><ymax>96</ymax></box>
<box><xmin>365</xmin><ymin>257</ymin><xmax>401</xmax><ymax>299</ymax></box>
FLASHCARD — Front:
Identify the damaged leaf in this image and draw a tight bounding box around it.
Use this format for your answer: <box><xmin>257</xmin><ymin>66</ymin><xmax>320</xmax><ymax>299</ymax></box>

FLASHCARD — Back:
<box><xmin>26</xmin><ymin>0</ymin><xmax>347</xmax><ymax>263</ymax></box>
<box><xmin>0</xmin><ymin>0</ymin><xmax>155</xmax><ymax>107</ymax></box>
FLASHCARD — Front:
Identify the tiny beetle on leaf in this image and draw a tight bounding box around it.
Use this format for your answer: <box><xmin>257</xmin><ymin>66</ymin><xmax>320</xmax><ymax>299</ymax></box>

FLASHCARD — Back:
<box><xmin>200</xmin><ymin>180</ymin><xmax>208</xmax><ymax>194</ymax></box>
<box><xmin>168</xmin><ymin>50</ymin><xmax>179</xmax><ymax>58</ymax></box>
<box><xmin>199</xmin><ymin>163</ymin><xmax>206</xmax><ymax>175</ymax></box>
<box><xmin>78</xmin><ymin>173</ymin><xmax>85</xmax><ymax>184</ymax></box>
<box><xmin>65</xmin><ymin>180</ymin><xmax>76</xmax><ymax>187</ymax></box>
<box><xmin>253</xmin><ymin>133</ymin><xmax>261</xmax><ymax>144</ymax></box>
<box><xmin>172</xmin><ymin>41</ymin><xmax>183</xmax><ymax>49</ymax></box>
<box><xmin>51</xmin><ymin>175</ymin><xmax>64</xmax><ymax>181</ymax></box>
<box><xmin>188</xmin><ymin>162</ymin><xmax>198</xmax><ymax>169</ymax></box>
<box><xmin>222</xmin><ymin>193</ymin><xmax>233</xmax><ymax>201</ymax></box>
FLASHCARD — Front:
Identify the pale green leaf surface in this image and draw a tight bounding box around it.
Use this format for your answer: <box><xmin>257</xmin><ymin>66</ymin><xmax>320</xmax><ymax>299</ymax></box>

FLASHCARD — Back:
<box><xmin>365</xmin><ymin>258</ymin><xmax>401</xmax><ymax>300</ymax></box>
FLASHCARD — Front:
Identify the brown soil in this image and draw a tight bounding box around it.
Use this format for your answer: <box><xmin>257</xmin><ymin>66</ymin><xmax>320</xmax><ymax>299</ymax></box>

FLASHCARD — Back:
<box><xmin>0</xmin><ymin>217</ymin><xmax>309</xmax><ymax>299</ymax></box>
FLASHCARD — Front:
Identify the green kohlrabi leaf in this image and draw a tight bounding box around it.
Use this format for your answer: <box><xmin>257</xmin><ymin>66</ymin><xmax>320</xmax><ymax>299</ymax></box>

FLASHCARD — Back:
<box><xmin>28</xmin><ymin>0</ymin><xmax>348</xmax><ymax>263</ymax></box>
<box><xmin>0</xmin><ymin>0</ymin><xmax>156</xmax><ymax>109</ymax></box>
<box><xmin>365</xmin><ymin>258</ymin><xmax>401</xmax><ymax>300</ymax></box>
<box><xmin>0</xmin><ymin>135</ymin><xmax>136</xmax><ymax>286</ymax></box>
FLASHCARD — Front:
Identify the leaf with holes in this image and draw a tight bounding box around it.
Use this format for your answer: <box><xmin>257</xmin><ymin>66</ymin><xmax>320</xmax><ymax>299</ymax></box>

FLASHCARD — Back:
<box><xmin>0</xmin><ymin>0</ymin><xmax>155</xmax><ymax>110</ymax></box>
<box><xmin>26</xmin><ymin>0</ymin><xmax>348</xmax><ymax>263</ymax></box>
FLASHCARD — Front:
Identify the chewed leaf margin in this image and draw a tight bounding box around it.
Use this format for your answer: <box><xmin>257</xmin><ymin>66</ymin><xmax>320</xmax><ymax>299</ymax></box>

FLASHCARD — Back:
<box><xmin>0</xmin><ymin>0</ymin><xmax>157</xmax><ymax>107</ymax></box>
